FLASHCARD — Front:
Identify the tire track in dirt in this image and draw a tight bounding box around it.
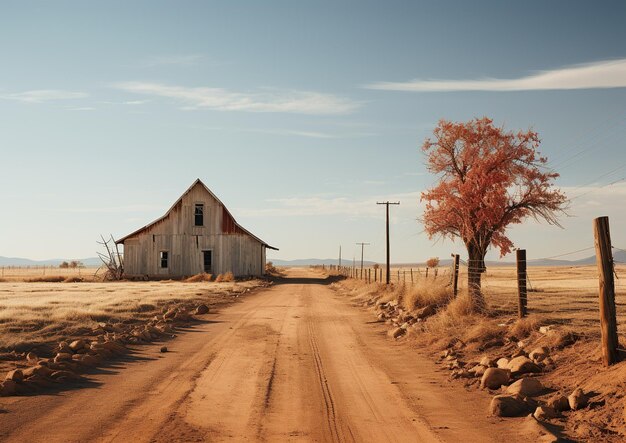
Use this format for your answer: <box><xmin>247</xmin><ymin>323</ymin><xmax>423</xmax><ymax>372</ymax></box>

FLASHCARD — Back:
<box><xmin>307</xmin><ymin>319</ymin><xmax>347</xmax><ymax>443</ymax></box>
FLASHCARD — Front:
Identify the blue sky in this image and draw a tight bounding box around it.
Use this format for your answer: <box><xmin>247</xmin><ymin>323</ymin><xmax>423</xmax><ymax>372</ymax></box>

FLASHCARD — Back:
<box><xmin>1</xmin><ymin>1</ymin><xmax>626</xmax><ymax>263</ymax></box>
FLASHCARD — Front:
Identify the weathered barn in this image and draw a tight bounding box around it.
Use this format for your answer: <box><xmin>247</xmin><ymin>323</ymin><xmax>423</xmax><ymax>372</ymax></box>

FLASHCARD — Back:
<box><xmin>116</xmin><ymin>179</ymin><xmax>277</xmax><ymax>278</ymax></box>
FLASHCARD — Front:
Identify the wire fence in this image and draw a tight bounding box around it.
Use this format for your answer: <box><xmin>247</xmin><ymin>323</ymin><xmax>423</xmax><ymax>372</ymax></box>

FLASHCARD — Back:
<box><xmin>317</xmin><ymin>243</ymin><xmax>626</xmax><ymax>337</ymax></box>
<box><xmin>0</xmin><ymin>265</ymin><xmax>98</xmax><ymax>281</ymax></box>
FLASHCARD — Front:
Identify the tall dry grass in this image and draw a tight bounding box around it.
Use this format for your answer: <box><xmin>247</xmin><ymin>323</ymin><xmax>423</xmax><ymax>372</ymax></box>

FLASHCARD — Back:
<box><xmin>403</xmin><ymin>279</ymin><xmax>452</xmax><ymax>311</ymax></box>
<box><xmin>215</xmin><ymin>272</ymin><xmax>234</xmax><ymax>283</ymax></box>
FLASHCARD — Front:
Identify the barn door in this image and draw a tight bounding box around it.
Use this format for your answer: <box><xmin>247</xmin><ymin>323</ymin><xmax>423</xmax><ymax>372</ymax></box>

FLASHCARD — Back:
<box><xmin>202</xmin><ymin>250</ymin><xmax>212</xmax><ymax>274</ymax></box>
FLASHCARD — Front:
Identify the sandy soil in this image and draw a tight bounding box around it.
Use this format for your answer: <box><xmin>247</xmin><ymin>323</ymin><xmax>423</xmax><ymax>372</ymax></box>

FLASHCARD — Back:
<box><xmin>0</xmin><ymin>268</ymin><xmax>547</xmax><ymax>442</ymax></box>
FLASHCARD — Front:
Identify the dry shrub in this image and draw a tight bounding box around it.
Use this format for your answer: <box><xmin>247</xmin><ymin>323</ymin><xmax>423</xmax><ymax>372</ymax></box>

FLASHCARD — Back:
<box><xmin>445</xmin><ymin>294</ymin><xmax>474</xmax><ymax>318</ymax></box>
<box><xmin>27</xmin><ymin>276</ymin><xmax>66</xmax><ymax>283</ymax></box>
<box><xmin>215</xmin><ymin>272</ymin><xmax>234</xmax><ymax>283</ymax></box>
<box><xmin>403</xmin><ymin>280</ymin><xmax>452</xmax><ymax>311</ymax></box>
<box><xmin>184</xmin><ymin>273</ymin><xmax>213</xmax><ymax>283</ymax></box>
<box><xmin>509</xmin><ymin>315</ymin><xmax>541</xmax><ymax>339</ymax></box>
<box><xmin>0</xmin><ymin>278</ymin><xmax>6</xmax><ymax>283</ymax></box>
<box><xmin>421</xmin><ymin>293</ymin><xmax>509</xmax><ymax>349</ymax></box>
<box><xmin>378</xmin><ymin>284</ymin><xmax>404</xmax><ymax>304</ymax></box>
<box><xmin>464</xmin><ymin>320</ymin><xmax>505</xmax><ymax>344</ymax></box>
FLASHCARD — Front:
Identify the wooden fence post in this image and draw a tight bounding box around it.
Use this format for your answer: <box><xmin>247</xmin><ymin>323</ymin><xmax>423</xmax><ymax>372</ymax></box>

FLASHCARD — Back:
<box><xmin>516</xmin><ymin>249</ymin><xmax>527</xmax><ymax>318</ymax></box>
<box><xmin>594</xmin><ymin>216</ymin><xmax>619</xmax><ymax>366</ymax></box>
<box><xmin>410</xmin><ymin>268</ymin><xmax>413</xmax><ymax>283</ymax></box>
<box><xmin>425</xmin><ymin>267</ymin><xmax>429</xmax><ymax>279</ymax></box>
<box><xmin>452</xmin><ymin>254</ymin><xmax>460</xmax><ymax>297</ymax></box>
<box><xmin>368</xmin><ymin>268</ymin><xmax>371</xmax><ymax>284</ymax></box>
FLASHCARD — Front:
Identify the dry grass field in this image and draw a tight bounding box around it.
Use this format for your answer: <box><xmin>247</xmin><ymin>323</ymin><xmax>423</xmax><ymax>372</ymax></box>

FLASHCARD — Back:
<box><xmin>354</xmin><ymin>264</ymin><xmax>626</xmax><ymax>337</ymax></box>
<box><xmin>0</xmin><ymin>266</ymin><xmax>102</xmax><ymax>282</ymax></box>
<box><xmin>0</xmin><ymin>277</ymin><xmax>264</xmax><ymax>352</ymax></box>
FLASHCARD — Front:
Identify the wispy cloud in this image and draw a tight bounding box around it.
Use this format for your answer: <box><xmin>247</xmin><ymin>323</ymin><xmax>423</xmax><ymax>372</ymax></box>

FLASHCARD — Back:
<box><xmin>66</xmin><ymin>106</ymin><xmax>96</xmax><ymax>111</ymax></box>
<box><xmin>113</xmin><ymin>81</ymin><xmax>360</xmax><ymax>115</ymax></box>
<box><xmin>123</xmin><ymin>100</ymin><xmax>148</xmax><ymax>105</ymax></box>
<box><xmin>365</xmin><ymin>58</ymin><xmax>626</xmax><ymax>92</ymax></box>
<box><xmin>237</xmin><ymin>191</ymin><xmax>421</xmax><ymax>218</ymax></box>
<box><xmin>139</xmin><ymin>54</ymin><xmax>205</xmax><ymax>67</ymax></box>
<box><xmin>0</xmin><ymin>89</ymin><xmax>88</xmax><ymax>103</ymax></box>
<box><xmin>195</xmin><ymin>125</ymin><xmax>376</xmax><ymax>139</ymax></box>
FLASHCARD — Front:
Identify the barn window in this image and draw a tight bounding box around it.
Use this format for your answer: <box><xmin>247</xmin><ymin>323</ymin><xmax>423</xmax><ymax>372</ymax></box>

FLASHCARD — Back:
<box><xmin>160</xmin><ymin>251</ymin><xmax>169</xmax><ymax>269</ymax></box>
<box><xmin>194</xmin><ymin>204</ymin><xmax>204</xmax><ymax>226</ymax></box>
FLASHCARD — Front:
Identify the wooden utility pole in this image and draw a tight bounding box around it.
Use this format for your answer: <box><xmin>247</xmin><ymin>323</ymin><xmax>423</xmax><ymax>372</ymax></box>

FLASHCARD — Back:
<box><xmin>377</xmin><ymin>201</ymin><xmax>400</xmax><ymax>284</ymax></box>
<box><xmin>356</xmin><ymin>242</ymin><xmax>370</xmax><ymax>276</ymax></box>
<box><xmin>452</xmin><ymin>254</ymin><xmax>460</xmax><ymax>297</ymax></box>
<box><xmin>594</xmin><ymin>216</ymin><xmax>619</xmax><ymax>366</ymax></box>
<box><xmin>516</xmin><ymin>249</ymin><xmax>527</xmax><ymax>318</ymax></box>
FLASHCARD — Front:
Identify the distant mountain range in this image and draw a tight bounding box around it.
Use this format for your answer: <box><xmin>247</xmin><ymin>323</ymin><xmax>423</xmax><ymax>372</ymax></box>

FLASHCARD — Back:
<box><xmin>0</xmin><ymin>256</ymin><xmax>102</xmax><ymax>267</ymax></box>
<box><xmin>270</xmin><ymin>251</ymin><xmax>626</xmax><ymax>268</ymax></box>
<box><xmin>3</xmin><ymin>250</ymin><xmax>623</xmax><ymax>268</ymax></box>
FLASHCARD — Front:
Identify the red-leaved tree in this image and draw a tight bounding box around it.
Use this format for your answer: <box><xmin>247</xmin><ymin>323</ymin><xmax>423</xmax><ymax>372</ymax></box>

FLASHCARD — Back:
<box><xmin>421</xmin><ymin>118</ymin><xmax>567</xmax><ymax>308</ymax></box>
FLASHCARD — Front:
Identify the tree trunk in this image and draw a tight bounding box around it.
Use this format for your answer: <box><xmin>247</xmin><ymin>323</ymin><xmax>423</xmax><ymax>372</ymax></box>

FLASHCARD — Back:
<box><xmin>467</xmin><ymin>242</ymin><xmax>486</xmax><ymax>310</ymax></box>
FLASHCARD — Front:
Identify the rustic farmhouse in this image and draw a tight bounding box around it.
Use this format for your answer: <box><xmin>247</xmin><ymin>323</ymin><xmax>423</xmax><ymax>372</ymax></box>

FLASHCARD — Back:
<box><xmin>116</xmin><ymin>179</ymin><xmax>277</xmax><ymax>278</ymax></box>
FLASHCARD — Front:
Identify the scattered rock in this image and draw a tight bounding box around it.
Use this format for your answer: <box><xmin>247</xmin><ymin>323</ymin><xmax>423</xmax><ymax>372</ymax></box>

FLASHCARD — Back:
<box><xmin>22</xmin><ymin>365</ymin><xmax>53</xmax><ymax>378</ymax></box>
<box><xmin>468</xmin><ymin>364</ymin><xmax>487</xmax><ymax>377</ymax></box>
<box><xmin>534</xmin><ymin>405</ymin><xmax>558</xmax><ymax>420</ymax></box>
<box><xmin>69</xmin><ymin>339</ymin><xmax>86</xmax><ymax>351</ymax></box>
<box><xmin>555</xmin><ymin>332</ymin><xmax>579</xmax><ymax>349</ymax></box>
<box><xmin>546</xmin><ymin>395</ymin><xmax>570</xmax><ymax>412</ymax></box>
<box><xmin>414</xmin><ymin>304</ymin><xmax>437</xmax><ymax>320</ymax></box>
<box><xmin>160</xmin><ymin>346</ymin><xmax>168</xmax><ymax>353</ymax></box>
<box><xmin>195</xmin><ymin>304</ymin><xmax>209</xmax><ymax>315</ymax></box>
<box><xmin>388</xmin><ymin>327</ymin><xmax>405</xmax><ymax>339</ymax></box>
<box><xmin>50</xmin><ymin>370</ymin><xmax>81</xmax><ymax>381</ymax></box>
<box><xmin>496</xmin><ymin>357</ymin><xmax>510</xmax><ymax>369</ymax></box>
<box><xmin>539</xmin><ymin>325</ymin><xmax>554</xmax><ymax>335</ymax></box>
<box><xmin>80</xmin><ymin>355</ymin><xmax>99</xmax><ymax>367</ymax></box>
<box><xmin>506</xmin><ymin>377</ymin><xmax>544</xmax><ymax>397</ymax></box>
<box><xmin>489</xmin><ymin>394</ymin><xmax>529</xmax><ymax>417</ymax></box>
<box><xmin>163</xmin><ymin>309</ymin><xmax>177</xmax><ymax>319</ymax></box>
<box><xmin>529</xmin><ymin>346</ymin><xmax>550</xmax><ymax>363</ymax></box>
<box><xmin>510</xmin><ymin>348</ymin><xmax>527</xmax><ymax>358</ymax></box>
<box><xmin>568</xmin><ymin>388</ymin><xmax>588</xmax><ymax>410</ymax></box>
<box><xmin>481</xmin><ymin>339</ymin><xmax>504</xmax><ymax>350</ymax></box>
<box><xmin>54</xmin><ymin>352</ymin><xmax>74</xmax><ymax>363</ymax></box>
<box><xmin>480</xmin><ymin>367</ymin><xmax>510</xmax><ymax>389</ymax></box>
<box><xmin>450</xmin><ymin>369</ymin><xmax>472</xmax><ymax>379</ymax></box>
<box><xmin>479</xmin><ymin>356</ymin><xmax>493</xmax><ymax>367</ymax></box>
<box><xmin>5</xmin><ymin>369</ymin><xmax>24</xmax><ymax>382</ymax></box>
<box><xmin>26</xmin><ymin>352</ymin><xmax>39</xmax><ymax>364</ymax></box>
<box><xmin>508</xmin><ymin>356</ymin><xmax>542</xmax><ymax>375</ymax></box>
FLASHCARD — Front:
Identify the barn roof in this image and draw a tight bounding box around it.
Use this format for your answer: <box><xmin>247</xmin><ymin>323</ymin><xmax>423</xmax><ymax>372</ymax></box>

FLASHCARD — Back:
<box><xmin>115</xmin><ymin>179</ymin><xmax>278</xmax><ymax>250</ymax></box>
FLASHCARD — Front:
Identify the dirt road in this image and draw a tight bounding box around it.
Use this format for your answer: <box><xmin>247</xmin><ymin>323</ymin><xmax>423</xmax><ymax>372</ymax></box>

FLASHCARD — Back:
<box><xmin>0</xmin><ymin>269</ymin><xmax>538</xmax><ymax>442</ymax></box>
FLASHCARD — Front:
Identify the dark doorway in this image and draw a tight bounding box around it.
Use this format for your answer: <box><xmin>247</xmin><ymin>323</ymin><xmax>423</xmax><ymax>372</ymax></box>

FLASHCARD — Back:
<box><xmin>203</xmin><ymin>250</ymin><xmax>212</xmax><ymax>274</ymax></box>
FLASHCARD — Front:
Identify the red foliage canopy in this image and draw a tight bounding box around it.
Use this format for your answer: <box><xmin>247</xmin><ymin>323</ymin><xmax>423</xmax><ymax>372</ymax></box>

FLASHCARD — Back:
<box><xmin>421</xmin><ymin>118</ymin><xmax>567</xmax><ymax>261</ymax></box>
